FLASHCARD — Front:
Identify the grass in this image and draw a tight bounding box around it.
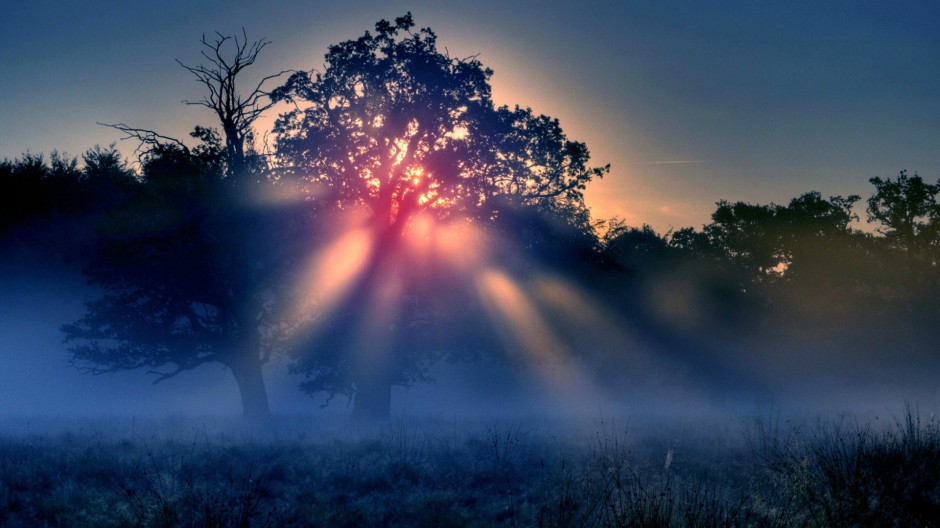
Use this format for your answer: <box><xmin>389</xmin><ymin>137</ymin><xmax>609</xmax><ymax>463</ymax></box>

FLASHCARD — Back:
<box><xmin>0</xmin><ymin>409</ymin><xmax>937</xmax><ymax>527</ymax></box>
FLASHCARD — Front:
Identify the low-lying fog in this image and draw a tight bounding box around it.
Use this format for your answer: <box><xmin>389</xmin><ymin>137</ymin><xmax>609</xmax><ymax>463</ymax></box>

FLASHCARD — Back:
<box><xmin>2</xmin><ymin>259</ymin><xmax>936</xmax><ymax>428</ymax></box>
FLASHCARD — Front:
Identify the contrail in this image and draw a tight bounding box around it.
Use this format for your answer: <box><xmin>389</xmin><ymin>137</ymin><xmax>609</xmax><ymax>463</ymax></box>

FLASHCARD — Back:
<box><xmin>627</xmin><ymin>160</ymin><xmax>709</xmax><ymax>165</ymax></box>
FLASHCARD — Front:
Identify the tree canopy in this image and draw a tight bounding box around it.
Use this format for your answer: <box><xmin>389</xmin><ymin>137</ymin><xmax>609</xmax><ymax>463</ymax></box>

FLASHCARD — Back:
<box><xmin>272</xmin><ymin>13</ymin><xmax>607</xmax><ymax>418</ymax></box>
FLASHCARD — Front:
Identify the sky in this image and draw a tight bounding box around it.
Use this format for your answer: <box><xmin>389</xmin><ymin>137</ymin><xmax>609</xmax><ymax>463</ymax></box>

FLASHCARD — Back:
<box><xmin>3</xmin><ymin>0</ymin><xmax>938</xmax><ymax>232</ymax></box>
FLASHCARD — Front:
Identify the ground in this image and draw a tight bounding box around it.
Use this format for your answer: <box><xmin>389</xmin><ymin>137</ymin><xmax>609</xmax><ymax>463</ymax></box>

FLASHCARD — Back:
<box><xmin>0</xmin><ymin>410</ymin><xmax>937</xmax><ymax>527</ymax></box>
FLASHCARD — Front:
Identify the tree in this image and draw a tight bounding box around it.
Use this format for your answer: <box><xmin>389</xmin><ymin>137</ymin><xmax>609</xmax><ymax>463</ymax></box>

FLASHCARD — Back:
<box><xmin>867</xmin><ymin>170</ymin><xmax>940</xmax><ymax>258</ymax></box>
<box><xmin>79</xmin><ymin>144</ymin><xmax>137</xmax><ymax>213</ymax></box>
<box><xmin>1</xmin><ymin>148</ymin><xmax>135</xmax><ymax>265</ymax></box>
<box><xmin>105</xmin><ymin>29</ymin><xmax>285</xmax><ymax>182</ymax></box>
<box><xmin>651</xmin><ymin>192</ymin><xmax>868</xmax><ymax>342</ymax></box>
<box><xmin>63</xmin><ymin>139</ymin><xmax>308</xmax><ymax>421</ymax></box>
<box><xmin>601</xmin><ymin>222</ymin><xmax>670</xmax><ymax>272</ymax></box>
<box><xmin>273</xmin><ymin>13</ymin><xmax>606</xmax><ymax>418</ymax></box>
<box><xmin>865</xmin><ymin>170</ymin><xmax>940</xmax><ymax>322</ymax></box>
<box><xmin>65</xmin><ymin>32</ymin><xmax>293</xmax><ymax>421</ymax></box>
<box><xmin>705</xmin><ymin>200</ymin><xmax>783</xmax><ymax>281</ymax></box>
<box><xmin>176</xmin><ymin>29</ymin><xmax>288</xmax><ymax>180</ymax></box>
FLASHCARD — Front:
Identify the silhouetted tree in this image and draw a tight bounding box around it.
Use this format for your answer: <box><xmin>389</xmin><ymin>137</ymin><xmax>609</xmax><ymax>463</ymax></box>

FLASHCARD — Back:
<box><xmin>867</xmin><ymin>170</ymin><xmax>940</xmax><ymax>258</ymax></box>
<box><xmin>1</xmin><ymin>153</ymin><xmax>55</xmax><ymax>241</ymax></box>
<box><xmin>65</xmin><ymin>33</ymin><xmax>292</xmax><ymax>421</ymax></box>
<box><xmin>1</xmin><ymin>148</ymin><xmax>135</xmax><ymax>265</ymax></box>
<box><xmin>176</xmin><ymin>29</ymin><xmax>288</xmax><ymax>180</ymax></box>
<box><xmin>612</xmin><ymin>193</ymin><xmax>869</xmax><ymax>385</ymax></box>
<box><xmin>602</xmin><ymin>222</ymin><xmax>670</xmax><ymax>272</ymax></box>
<box><xmin>105</xmin><ymin>30</ymin><xmax>283</xmax><ymax>182</ymax></box>
<box><xmin>79</xmin><ymin>144</ymin><xmax>137</xmax><ymax>212</ymax></box>
<box><xmin>273</xmin><ymin>13</ymin><xmax>606</xmax><ymax>418</ymax></box>
<box><xmin>865</xmin><ymin>171</ymin><xmax>940</xmax><ymax>326</ymax></box>
<box><xmin>63</xmin><ymin>139</ymin><xmax>307</xmax><ymax>421</ymax></box>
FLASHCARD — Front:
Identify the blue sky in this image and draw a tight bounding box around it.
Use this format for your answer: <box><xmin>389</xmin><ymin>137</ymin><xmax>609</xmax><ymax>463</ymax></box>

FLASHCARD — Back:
<box><xmin>2</xmin><ymin>0</ymin><xmax>939</xmax><ymax>231</ymax></box>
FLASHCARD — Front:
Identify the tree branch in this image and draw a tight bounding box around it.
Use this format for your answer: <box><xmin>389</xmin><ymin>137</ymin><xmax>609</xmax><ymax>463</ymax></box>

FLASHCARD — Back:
<box><xmin>98</xmin><ymin>122</ymin><xmax>187</xmax><ymax>160</ymax></box>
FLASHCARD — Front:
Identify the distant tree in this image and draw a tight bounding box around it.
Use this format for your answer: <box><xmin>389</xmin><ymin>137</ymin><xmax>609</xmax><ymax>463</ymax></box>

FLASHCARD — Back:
<box><xmin>865</xmin><ymin>170</ymin><xmax>940</xmax><ymax>320</ymax></box>
<box><xmin>273</xmin><ymin>13</ymin><xmax>606</xmax><ymax>418</ymax></box>
<box><xmin>0</xmin><ymin>152</ymin><xmax>80</xmax><ymax>222</ymax></box>
<box><xmin>772</xmin><ymin>192</ymin><xmax>860</xmax><ymax>278</ymax></box>
<box><xmin>79</xmin><ymin>144</ymin><xmax>137</xmax><ymax>212</ymax></box>
<box><xmin>1</xmin><ymin>153</ymin><xmax>52</xmax><ymax>239</ymax></box>
<box><xmin>704</xmin><ymin>200</ymin><xmax>783</xmax><ymax>281</ymax></box>
<box><xmin>602</xmin><ymin>221</ymin><xmax>670</xmax><ymax>272</ymax></box>
<box><xmin>867</xmin><ymin>170</ymin><xmax>940</xmax><ymax>258</ymax></box>
<box><xmin>672</xmin><ymin>193</ymin><xmax>860</xmax><ymax>285</ymax></box>
<box><xmin>1</xmin><ymin>148</ymin><xmax>135</xmax><ymax>264</ymax></box>
<box><xmin>652</xmin><ymin>192</ymin><xmax>866</xmax><ymax>332</ymax></box>
<box><xmin>763</xmin><ymin>192</ymin><xmax>887</xmax><ymax>332</ymax></box>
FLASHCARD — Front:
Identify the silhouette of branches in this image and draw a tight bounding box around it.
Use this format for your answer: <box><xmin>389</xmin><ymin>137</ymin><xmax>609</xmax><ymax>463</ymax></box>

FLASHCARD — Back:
<box><xmin>176</xmin><ymin>29</ymin><xmax>290</xmax><ymax>142</ymax></box>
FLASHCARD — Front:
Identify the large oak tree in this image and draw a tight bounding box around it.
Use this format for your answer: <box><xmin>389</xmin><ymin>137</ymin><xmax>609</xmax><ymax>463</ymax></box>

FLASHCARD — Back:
<box><xmin>273</xmin><ymin>13</ymin><xmax>607</xmax><ymax>418</ymax></box>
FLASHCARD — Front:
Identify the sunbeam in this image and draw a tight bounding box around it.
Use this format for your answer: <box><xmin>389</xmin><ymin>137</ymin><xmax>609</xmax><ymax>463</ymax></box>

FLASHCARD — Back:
<box><xmin>290</xmin><ymin>224</ymin><xmax>374</xmax><ymax>326</ymax></box>
<box><xmin>474</xmin><ymin>267</ymin><xmax>599</xmax><ymax>406</ymax></box>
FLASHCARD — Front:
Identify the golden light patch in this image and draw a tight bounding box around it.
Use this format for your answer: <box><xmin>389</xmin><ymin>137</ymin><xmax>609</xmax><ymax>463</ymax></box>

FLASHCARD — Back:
<box><xmin>474</xmin><ymin>268</ymin><xmax>599</xmax><ymax>403</ymax></box>
<box><xmin>475</xmin><ymin>268</ymin><xmax>565</xmax><ymax>363</ymax></box>
<box><xmin>293</xmin><ymin>227</ymin><xmax>373</xmax><ymax>320</ymax></box>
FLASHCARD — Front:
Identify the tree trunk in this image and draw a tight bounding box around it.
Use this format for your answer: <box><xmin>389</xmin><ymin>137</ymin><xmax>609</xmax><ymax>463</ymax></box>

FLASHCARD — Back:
<box><xmin>352</xmin><ymin>376</ymin><xmax>393</xmax><ymax>421</ymax></box>
<box><xmin>229</xmin><ymin>356</ymin><xmax>271</xmax><ymax>422</ymax></box>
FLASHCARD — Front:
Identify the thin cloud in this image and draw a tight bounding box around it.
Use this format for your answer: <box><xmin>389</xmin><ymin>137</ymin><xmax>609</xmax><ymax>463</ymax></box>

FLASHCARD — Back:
<box><xmin>627</xmin><ymin>160</ymin><xmax>710</xmax><ymax>165</ymax></box>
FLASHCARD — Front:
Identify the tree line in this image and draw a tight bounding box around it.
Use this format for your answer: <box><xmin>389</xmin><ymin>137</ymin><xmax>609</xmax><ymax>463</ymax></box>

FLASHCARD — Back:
<box><xmin>3</xmin><ymin>15</ymin><xmax>938</xmax><ymax>420</ymax></box>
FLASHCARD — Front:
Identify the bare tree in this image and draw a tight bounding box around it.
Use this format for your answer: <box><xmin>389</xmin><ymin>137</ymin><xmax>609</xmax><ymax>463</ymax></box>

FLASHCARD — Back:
<box><xmin>101</xmin><ymin>29</ymin><xmax>287</xmax><ymax>179</ymax></box>
<box><xmin>177</xmin><ymin>29</ymin><xmax>288</xmax><ymax>179</ymax></box>
<box><xmin>77</xmin><ymin>30</ymin><xmax>292</xmax><ymax>421</ymax></box>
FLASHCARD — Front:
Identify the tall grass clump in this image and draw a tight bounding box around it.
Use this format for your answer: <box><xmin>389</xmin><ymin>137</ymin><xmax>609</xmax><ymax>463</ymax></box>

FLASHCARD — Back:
<box><xmin>535</xmin><ymin>419</ymin><xmax>793</xmax><ymax>528</ymax></box>
<box><xmin>768</xmin><ymin>405</ymin><xmax>940</xmax><ymax>527</ymax></box>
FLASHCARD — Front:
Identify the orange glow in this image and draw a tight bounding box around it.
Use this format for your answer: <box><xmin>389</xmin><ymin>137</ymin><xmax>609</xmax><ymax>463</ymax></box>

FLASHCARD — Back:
<box><xmin>400</xmin><ymin>215</ymin><xmax>489</xmax><ymax>272</ymax></box>
<box><xmin>475</xmin><ymin>268</ymin><xmax>565</xmax><ymax>363</ymax></box>
<box><xmin>434</xmin><ymin>220</ymin><xmax>488</xmax><ymax>270</ymax></box>
<box><xmin>407</xmin><ymin>166</ymin><xmax>424</xmax><ymax>186</ymax></box>
<box><xmin>533</xmin><ymin>273</ymin><xmax>652</xmax><ymax>365</ymax></box>
<box><xmin>248</xmin><ymin>179</ymin><xmax>325</xmax><ymax>208</ymax></box>
<box><xmin>293</xmin><ymin>226</ymin><xmax>373</xmax><ymax>320</ymax></box>
<box><xmin>533</xmin><ymin>275</ymin><xmax>606</xmax><ymax>328</ymax></box>
<box><xmin>351</xmin><ymin>263</ymin><xmax>405</xmax><ymax>365</ymax></box>
<box><xmin>404</xmin><ymin>213</ymin><xmax>435</xmax><ymax>258</ymax></box>
<box><xmin>474</xmin><ymin>268</ymin><xmax>598</xmax><ymax>401</ymax></box>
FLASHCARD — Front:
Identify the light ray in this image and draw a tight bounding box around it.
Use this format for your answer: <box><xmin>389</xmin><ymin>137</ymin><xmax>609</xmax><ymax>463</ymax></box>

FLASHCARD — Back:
<box><xmin>532</xmin><ymin>273</ymin><xmax>658</xmax><ymax>370</ymax></box>
<box><xmin>474</xmin><ymin>268</ymin><xmax>598</xmax><ymax>405</ymax></box>
<box><xmin>290</xmin><ymin>226</ymin><xmax>374</xmax><ymax>324</ymax></box>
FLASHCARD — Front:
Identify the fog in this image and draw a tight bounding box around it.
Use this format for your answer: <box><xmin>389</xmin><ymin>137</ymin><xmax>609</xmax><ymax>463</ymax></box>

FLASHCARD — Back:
<box><xmin>3</xmin><ymin>251</ymin><xmax>936</xmax><ymax>426</ymax></box>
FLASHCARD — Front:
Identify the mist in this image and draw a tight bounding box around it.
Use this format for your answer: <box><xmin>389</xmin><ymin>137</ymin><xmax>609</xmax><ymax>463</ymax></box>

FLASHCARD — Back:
<box><xmin>3</xmin><ymin>239</ymin><xmax>936</xmax><ymax>422</ymax></box>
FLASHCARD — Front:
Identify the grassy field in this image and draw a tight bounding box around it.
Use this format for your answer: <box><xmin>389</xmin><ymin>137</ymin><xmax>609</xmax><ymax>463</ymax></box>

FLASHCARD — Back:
<box><xmin>0</xmin><ymin>409</ymin><xmax>937</xmax><ymax>527</ymax></box>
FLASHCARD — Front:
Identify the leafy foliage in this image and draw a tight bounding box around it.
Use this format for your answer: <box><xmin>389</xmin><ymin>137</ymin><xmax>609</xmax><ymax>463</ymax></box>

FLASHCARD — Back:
<box><xmin>273</xmin><ymin>13</ymin><xmax>607</xmax><ymax>415</ymax></box>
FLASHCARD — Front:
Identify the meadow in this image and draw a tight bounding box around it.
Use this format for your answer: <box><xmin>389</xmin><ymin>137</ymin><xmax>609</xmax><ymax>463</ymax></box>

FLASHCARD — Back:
<box><xmin>0</xmin><ymin>407</ymin><xmax>937</xmax><ymax>527</ymax></box>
